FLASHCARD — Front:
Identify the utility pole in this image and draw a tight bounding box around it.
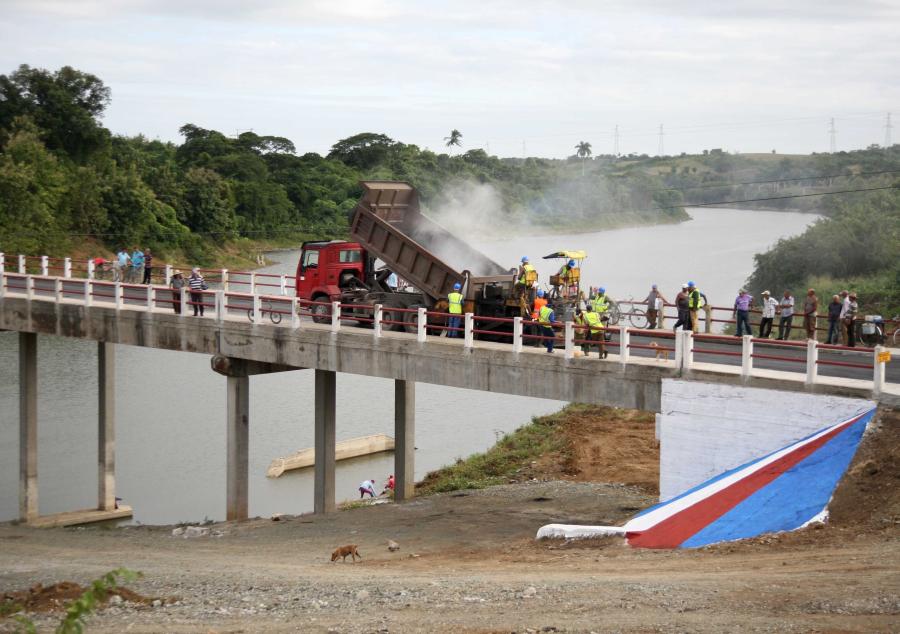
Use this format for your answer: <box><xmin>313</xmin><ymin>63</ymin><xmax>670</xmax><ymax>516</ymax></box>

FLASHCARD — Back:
<box><xmin>485</xmin><ymin>141</ymin><xmax>491</xmax><ymax>155</ymax></box>
<box><xmin>613</xmin><ymin>124</ymin><xmax>620</xmax><ymax>156</ymax></box>
<box><xmin>657</xmin><ymin>124</ymin><xmax>664</xmax><ymax>156</ymax></box>
<box><xmin>522</xmin><ymin>140</ymin><xmax>526</xmax><ymax>158</ymax></box>
<box><xmin>829</xmin><ymin>118</ymin><xmax>836</xmax><ymax>153</ymax></box>
<box><xmin>885</xmin><ymin>112</ymin><xmax>893</xmax><ymax>148</ymax></box>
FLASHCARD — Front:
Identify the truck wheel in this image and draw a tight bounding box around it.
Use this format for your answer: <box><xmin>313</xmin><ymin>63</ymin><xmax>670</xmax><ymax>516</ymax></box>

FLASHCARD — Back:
<box><xmin>403</xmin><ymin>304</ymin><xmax>424</xmax><ymax>334</ymax></box>
<box><xmin>311</xmin><ymin>296</ymin><xmax>331</xmax><ymax>324</ymax></box>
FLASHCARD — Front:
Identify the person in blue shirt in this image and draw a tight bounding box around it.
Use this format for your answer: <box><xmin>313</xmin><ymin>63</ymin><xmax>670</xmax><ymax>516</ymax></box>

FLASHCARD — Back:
<box><xmin>114</xmin><ymin>248</ymin><xmax>130</xmax><ymax>283</ymax></box>
<box><xmin>129</xmin><ymin>248</ymin><xmax>145</xmax><ymax>284</ymax></box>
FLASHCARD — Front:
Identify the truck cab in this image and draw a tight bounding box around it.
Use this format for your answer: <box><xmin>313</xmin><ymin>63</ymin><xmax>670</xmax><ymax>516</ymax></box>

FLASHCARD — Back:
<box><xmin>295</xmin><ymin>240</ymin><xmax>366</xmax><ymax>302</ymax></box>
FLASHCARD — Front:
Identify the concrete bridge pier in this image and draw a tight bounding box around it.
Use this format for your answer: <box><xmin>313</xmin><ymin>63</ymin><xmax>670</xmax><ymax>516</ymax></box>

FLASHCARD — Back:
<box><xmin>19</xmin><ymin>333</ymin><xmax>38</xmax><ymax>522</ymax></box>
<box><xmin>97</xmin><ymin>342</ymin><xmax>117</xmax><ymax>511</ymax></box>
<box><xmin>394</xmin><ymin>380</ymin><xmax>415</xmax><ymax>502</ymax></box>
<box><xmin>314</xmin><ymin>369</ymin><xmax>336</xmax><ymax>515</ymax></box>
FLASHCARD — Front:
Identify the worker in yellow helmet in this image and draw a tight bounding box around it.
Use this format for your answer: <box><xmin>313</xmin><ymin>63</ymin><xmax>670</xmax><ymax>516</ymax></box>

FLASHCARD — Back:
<box><xmin>447</xmin><ymin>282</ymin><xmax>464</xmax><ymax>338</ymax></box>
<box><xmin>575</xmin><ymin>306</ymin><xmax>606</xmax><ymax>358</ymax></box>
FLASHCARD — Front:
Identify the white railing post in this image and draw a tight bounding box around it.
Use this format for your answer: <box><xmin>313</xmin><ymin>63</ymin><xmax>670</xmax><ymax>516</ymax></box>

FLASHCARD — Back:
<box><xmin>84</xmin><ymin>280</ymin><xmax>92</xmax><ymax>307</ymax></box>
<box><xmin>87</xmin><ymin>259</ymin><xmax>95</xmax><ymax>280</ymax></box>
<box><xmin>216</xmin><ymin>290</ymin><xmax>225</xmax><ymax>323</ymax></box>
<box><xmin>683</xmin><ymin>330</ymin><xmax>694</xmax><ymax>369</ymax></box>
<box><xmin>26</xmin><ymin>276</ymin><xmax>34</xmax><ymax>301</ymax></box>
<box><xmin>564</xmin><ymin>321</ymin><xmax>574</xmax><ymax>360</ymax></box>
<box><xmin>252</xmin><ymin>294</ymin><xmax>261</xmax><ymax>324</ymax></box>
<box><xmin>805</xmin><ymin>339</ymin><xmax>818</xmax><ymax>385</ymax></box>
<box><xmin>114</xmin><ymin>282</ymin><xmax>122</xmax><ymax>310</ymax></box>
<box><xmin>164</xmin><ymin>264</ymin><xmax>173</xmax><ymax>286</ymax></box>
<box><xmin>0</xmin><ymin>271</ymin><xmax>5</xmax><ymax>299</ymax></box>
<box><xmin>0</xmin><ymin>252</ymin><xmax>4</xmax><ymax>276</ymax></box>
<box><xmin>620</xmin><ymin>326</ymin><xmax>630</xmax><ymax>366</ymax></box>
<box><xmin>417</xmin><ymin>307</ymin><xmax>427</xmax><ymax>343</ymax></box>
<box><xmin>18</xmin><ymin>254</ymin><xmax>26</xmax><ymax>274</ymax></box>
<box><xmin>873</xmin><ymin>346</ymin><xmax>886</xmax><ymax>396</ymax></box>
<box><xmin>40</xmin><ymin>255</ymin><xmax>48</xmax><ymax>276</ymax></box>
<box><xmin>741</xmin><ymin>335</ymin><xmax>754</xmax><ymax>380</ymax></box>
<box><xmin>180</xmin><ymin>286</ymin><xmax>187</xmax><ymax>316</ymax></box>
<box><xmin>250</xmin><ymin>273</ymin><xmax>257</xmax><ymax>295</ymax></box>
<box><xmin>54</xmin><ymin>278</ymin><xmax>62</xmax><ymax>303</ymax></box>
<box><xmin>674</xmin><ymin>326</ymin><xmax>684</xmax><ymax>369</ymax></box>
<box><xmin>373</xmin><ymin>304</ymin><xmax>383</xmax><ymax>338</ymax></box>
<box><xmin>464</xmin><ymin>313</ymin><xmax>474</xmax><ymax>348</ymax></box>
<box><xmin>146</xmin><ymin>285</ymin><xmax>154</xmax><ymax>312</ymax></box>
<box><xmin>63</xmin><ymin>257</ymin><xmax>72</xmax><ymax>278</ymax></box>
<box><xmin>279</xmin><ymin>275</ymin><xmax>287</xmax><ymax>296</ymax></box>
<box><xmin>291</xmin><ymin>297</ymin><xmax>299</xmax><ymax>329</ymax></box>
<box><xmin>217</xmin><ymin>268</ymin><xmax>226</xmax><ymax>292</ymax></box>
<box><xmin>513</xmin><ymin>316</ymin><xmax>523</xmax><ymax>353</ymax></box>
<box><xmin>331</xmin><ymin>301</ymin><xmax>341</xmax><ymax>332</ymax></box>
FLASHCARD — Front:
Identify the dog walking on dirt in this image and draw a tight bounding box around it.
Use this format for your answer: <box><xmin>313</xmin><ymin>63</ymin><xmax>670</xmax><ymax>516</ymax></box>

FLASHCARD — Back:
<box><xmin>331</xmin><ymin>544</ymin><xmax>362</xmax><ymax>563</ymax></box>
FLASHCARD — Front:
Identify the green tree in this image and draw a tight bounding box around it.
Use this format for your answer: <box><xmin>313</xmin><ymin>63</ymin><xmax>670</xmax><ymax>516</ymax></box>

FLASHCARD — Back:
<box><xmin>327</xmin><ymin>133</ymin><xmax>394</xmax><ymax>169</ymax></box>
<box><xmin>181</xmin><ymin>167</ymin><xmax>238</xmax><ymax>236</ymax></box>
<box><xmin>575</xmin><ymin>141</ymin><xmax>592</xmax><ymax>175</ymax></box>
<box><xmin>444</xmin><ymin>129</ymin><xmax>463</xmax><ymax>149</ymax></box>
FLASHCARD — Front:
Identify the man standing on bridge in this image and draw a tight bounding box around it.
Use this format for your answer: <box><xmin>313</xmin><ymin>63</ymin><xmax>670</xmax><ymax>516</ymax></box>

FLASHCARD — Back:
<box><xmin>687</xmin><ymin>281</ymin><xmax>701</xmax><ymax>333</ymax></box>
<box><xmin>447</xmin><ymin>283</ymin><xmax>464</xmax><ymax>338</ymax></box>
<box><xmin>673</xmin><ymin>284</ymin><xmax>690</xmax><ymax>332</ymax></box>
<box><xmin>644</xmin><ymin>284</ymin><xmax>667</xmax><ymax>329</ymax></box>
<box><xmin>538</xmin><ymin>301</ymin><xmax>557</xmax><ymax>353</ymax></box>
<box><xmin>803</xmin><ymin>288</ymin><xmax>819</xmax><ymax>340</ymax></box>
<box><xmin>733</xmin><ymin>289</ymin><xmax>754</xmax><ymax>337</ymax></box>
<box><xmin>778</xmin><ymin>290</ymin><xmax>795</xmax><ymax>340</ymax></box>
<box><xmin>759</xmin><ymin>291</ymin><xmax>778</xmax><ymax>339</ymax></box>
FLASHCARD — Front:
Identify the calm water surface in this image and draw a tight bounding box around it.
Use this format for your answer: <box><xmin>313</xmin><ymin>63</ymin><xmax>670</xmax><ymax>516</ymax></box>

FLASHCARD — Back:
<box><xmin>0</xmin><ymin>207</ymin><xmax>816</xmax><ymax>523</ymax></box>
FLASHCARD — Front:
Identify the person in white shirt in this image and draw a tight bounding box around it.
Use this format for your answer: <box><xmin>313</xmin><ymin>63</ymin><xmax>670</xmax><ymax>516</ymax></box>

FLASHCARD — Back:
<box><xmin>358</xmin><ymin>479</ymin><xmax>377</xmax><ymax>499</ymax></box>
<box><xmin>777</xmin><ymin>291</ymin><xmax>795</xmax><ymax>340</ymax></box>
<box><xmin>759</xmin><ymin>290</ymin><xmax>779</xmax><ymax>339</ymax></box>
<box><xmin>838</xmin><ymin>290</ymin><xmax>850</xmax><ymax>344</ymax></box>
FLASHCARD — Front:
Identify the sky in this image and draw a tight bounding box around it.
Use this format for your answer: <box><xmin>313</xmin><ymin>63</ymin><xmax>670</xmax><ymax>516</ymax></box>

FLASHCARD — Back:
<box><xmin>2</xmin><ymin>0</ymin><xmax>898</xmax><ymax>158</ymax></box>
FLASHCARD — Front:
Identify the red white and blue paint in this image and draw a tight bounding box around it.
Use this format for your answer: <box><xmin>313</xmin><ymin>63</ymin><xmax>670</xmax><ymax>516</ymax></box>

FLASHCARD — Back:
<box><xmin>623</xmin><ymin>408</ymin><xmax>875</xmax><ymax>549</ymax></box>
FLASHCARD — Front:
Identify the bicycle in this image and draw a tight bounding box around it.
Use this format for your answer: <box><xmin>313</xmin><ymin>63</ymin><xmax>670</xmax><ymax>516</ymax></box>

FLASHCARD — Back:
<box><xmin>247</xmin><ymin>299</ymin><xmax>283</xmax><ymax>324</ymax></box>
<box><xmin>609</xmin><ymin>297</ymin><xmax>648</xmax><ymax>329</ymax></box>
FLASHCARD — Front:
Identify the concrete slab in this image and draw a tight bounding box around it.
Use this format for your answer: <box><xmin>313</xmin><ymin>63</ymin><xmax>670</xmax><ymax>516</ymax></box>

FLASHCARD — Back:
<box><xmin>26</xmin><ymin>505</ymin><xmax>133</xmax><ymax>528</ymax></box>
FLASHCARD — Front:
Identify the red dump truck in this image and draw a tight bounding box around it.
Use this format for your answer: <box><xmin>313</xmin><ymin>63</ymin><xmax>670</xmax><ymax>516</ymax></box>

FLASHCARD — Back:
<box><xmin>295</xmin><ymin>181</ymin><xmax>526</xmax><ymax>333</ymax></box>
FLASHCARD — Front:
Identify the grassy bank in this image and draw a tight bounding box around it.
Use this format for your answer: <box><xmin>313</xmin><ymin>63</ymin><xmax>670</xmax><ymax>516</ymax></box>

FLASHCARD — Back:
<box><xmin>416</xmin><ymin>404</ymin><xmax>659</xmax><ymax>495</ymax></box>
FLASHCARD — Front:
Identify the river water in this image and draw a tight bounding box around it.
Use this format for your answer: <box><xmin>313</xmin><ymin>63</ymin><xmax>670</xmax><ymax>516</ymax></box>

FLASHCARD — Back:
<box><xmin>0</xmin><ymin>207</ymin><xmax>816</xmax><ymax>524</ymax></box>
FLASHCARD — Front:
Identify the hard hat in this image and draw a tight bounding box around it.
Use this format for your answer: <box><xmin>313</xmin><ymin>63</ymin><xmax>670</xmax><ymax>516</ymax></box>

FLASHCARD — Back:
<box><xmin>453</xmin><ymin>282</ymin><xmax>461</xmax><ymax>291</ymax></box>
<box><xmin>688</xmin><ymin>280</ymin><xmax>696</xmax><ymax>287</ymax></box>
<box><xmin>651</xmin><ymin>284</ymin><xmax>657</xmax><ymax>289</ymax></box>
<box><xmin>598</xmin><ymin>286</ymin><xmax>605</xmax><ymax>293</ymax></box>
<box><xmin>568</xmin><ymin>259</ymin><xmax>576</xmax><ymax>267</ymax></box>
<box><xmin>521</xmin><ymin>256</ymin><xmax>529</xmax><ymax>263</ymax></box>
<box><xmin>537</xmin><ymin>289</ymin><xmax>544</xmax><ymax>298</ymax></box>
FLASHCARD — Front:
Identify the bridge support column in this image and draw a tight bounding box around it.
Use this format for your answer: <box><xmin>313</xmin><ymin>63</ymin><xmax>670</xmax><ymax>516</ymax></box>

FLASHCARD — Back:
<box><xmin>98</xmin><ymin>342</ymin><xmax>117</xmax><ymax>511</ymax></box>
<box><xmin>19</xmin><ymin>332</ymin><xmax>38</xmax><ymax>522</ymax></box>
<box><xmin>314</xmin><ymin>369</ymin><xmax>336</xmax><ymax>514</ymax></box>
<box><xmin>226</xmin><ymin>373</ymin><xmax>250</xmax><ymax>521</ymax></box>
<box><xmin>394</xmin><ymin>380</ymin><xmax>415</xmax><ymax>502</ymax></box>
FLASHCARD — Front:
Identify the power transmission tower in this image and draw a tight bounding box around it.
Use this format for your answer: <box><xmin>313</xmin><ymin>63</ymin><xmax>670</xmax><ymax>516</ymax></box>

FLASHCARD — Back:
<box><xmin>657</xmin><ymin>124</ymin><xmax>664</xmax><ymax>156</ymax></box>
<box><xmin>613</xmin><ymin>124</ymin><xmax>620</xmax><ymax>156</ymax></box>
<box><xmin>829</xmin><ymin>118</ymin><xmax>836</xmax><ymax>153</ymax></box>
<box><xmin>485</xmin><ymin>141</ymin><xmax>491</xmax><ymax>155</ymax></box>
<box><xmin>522</xmin><ymin>140</ymin><xmax>526</xmax><ymax>158</ymax></box>
<box><xmin>886</xmin><ymin>113</ymin><xmax>893</xmax><ymax>147</ymax></box>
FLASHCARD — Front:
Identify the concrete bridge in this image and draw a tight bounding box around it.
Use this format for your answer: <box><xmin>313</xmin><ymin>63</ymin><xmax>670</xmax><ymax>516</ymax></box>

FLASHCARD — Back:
<box><xmin>2</xmin><ymin>268</ymin><xmax>897</xmax><ymax>528</ymax></box>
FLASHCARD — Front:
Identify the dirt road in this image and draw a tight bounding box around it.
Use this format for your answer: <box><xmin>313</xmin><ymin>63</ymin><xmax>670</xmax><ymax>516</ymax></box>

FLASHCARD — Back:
<box><xmin>1</xmin><ymin>409</ymin><xmax>897</xmax><ymax>633</ymax></box>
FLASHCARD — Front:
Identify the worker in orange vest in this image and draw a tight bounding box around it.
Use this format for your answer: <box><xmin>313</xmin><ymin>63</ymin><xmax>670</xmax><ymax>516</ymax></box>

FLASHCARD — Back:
<box><xmin>531</xmin><ymin>289</ymin><xmax>548</xmax><ymax>347</ymax></box>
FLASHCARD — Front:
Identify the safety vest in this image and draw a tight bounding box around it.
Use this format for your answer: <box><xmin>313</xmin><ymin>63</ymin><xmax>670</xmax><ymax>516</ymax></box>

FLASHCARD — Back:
<box><xmin>538</xmin><ymin>305</ymin><xmax>554</xmax><ymax>325</ymax></box>
<box><xmin>592</xmin><ymin>294</ymin><xmax>609</xmax><ymax>313</ymax></box>
<box><xmin>532</xmin><ymin>297</ymin><xmax>547</xmax><ymax>320</ymax></box>
<box><xmin>519</xmin><ymin>263</ymin><xmax>537</xmax><ymax>285</ymax></box>
<box><xmin>689</xmin><ymin>289</ymin><xmax>701</xmax><ymax>310</ymax></box>
<box><xmin>583</xmin><ymin>310</ymin><xmax>603</xmax><ymax>333</ymax></box>
<box><xmin>448</xmin><ymin>291</ymin><xmax>464</xmax><ymax>314</ymax></box>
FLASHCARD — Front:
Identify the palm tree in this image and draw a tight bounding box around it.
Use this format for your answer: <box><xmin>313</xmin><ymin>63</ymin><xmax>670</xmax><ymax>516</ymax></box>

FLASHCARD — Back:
<box><xmin>575</xmin><ymin>141</ymin><xmax>592</xmax><ymax>175</ymax></box>
<box><xmin>444</xmin><ymin>129</ymin><xmax>463</xmax><ymax>149</ymax></box>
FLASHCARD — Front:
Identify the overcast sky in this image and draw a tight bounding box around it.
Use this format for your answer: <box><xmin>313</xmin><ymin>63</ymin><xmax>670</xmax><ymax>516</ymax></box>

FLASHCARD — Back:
<box><xmin>2</xmin><ymin>0</ymin><xmax>898</xmax><ymax>158</ymax></box>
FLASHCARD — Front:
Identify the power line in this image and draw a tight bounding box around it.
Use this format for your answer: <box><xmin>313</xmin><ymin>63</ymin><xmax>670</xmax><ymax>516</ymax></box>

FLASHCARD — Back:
<box><xmin>672</xmin><ymin>185</ymin><xmax>897</xmax><ymax>210</ymax></box>
<box><xmin>652</xmin><ymin>168</ymin><xmax>900</xmax><ymax>193</ymax></box>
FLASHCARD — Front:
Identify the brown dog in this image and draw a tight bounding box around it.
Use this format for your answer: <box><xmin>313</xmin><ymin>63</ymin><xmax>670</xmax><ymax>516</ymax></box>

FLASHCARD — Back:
<box><xmin>331</xmin><ymin>544</ymin><xmax>362</xmax><ymax>562</ymax></box>
<box><xmin>650</xmin><ymin>341</ymin><xmax>669</xmax><ymax>361</ymax></box>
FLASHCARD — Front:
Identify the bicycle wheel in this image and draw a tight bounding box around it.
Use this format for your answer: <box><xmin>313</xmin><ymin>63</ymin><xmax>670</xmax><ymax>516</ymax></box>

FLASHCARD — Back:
<box><xmin>269</xmin><ymin>306</ymin><xmax>282</xmax><ymax>324</ymax></box>
<box><xmin>606</xmin><ymin>302</ymin><xmax>621</xmax><ymax>326</ymax></box>
<box><xmin>629</xmin><ymin>308</ymin><xmax>649</xmax><ymax>329</ymax></box>
<box><xmin>247</xmin><ymin>308</ymin><xmax>255</xmax><ymax>323</ymax></box>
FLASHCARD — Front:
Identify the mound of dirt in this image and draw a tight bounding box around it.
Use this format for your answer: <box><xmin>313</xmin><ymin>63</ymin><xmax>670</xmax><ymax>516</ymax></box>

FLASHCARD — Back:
<box><xmin>2</xmin><ymin>582</ymin><xmax>155</xmax><ymax>614</ymax></box>
<box><xmin>827</xmin><ymin>407</ymin><xmax>900</xmax><ymax>533</ymax></box>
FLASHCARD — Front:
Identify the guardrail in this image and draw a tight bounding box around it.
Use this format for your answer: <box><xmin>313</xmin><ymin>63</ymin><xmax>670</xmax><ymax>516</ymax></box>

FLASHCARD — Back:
<box><xmin>1</xmin><ymin>252</ymin><xmax>897</xmax><ymax>347</ymax></box>
<box><xmin>1</xmin><ymin>269</ymin><xmax>895</xmax><ymax>395</ymax></box>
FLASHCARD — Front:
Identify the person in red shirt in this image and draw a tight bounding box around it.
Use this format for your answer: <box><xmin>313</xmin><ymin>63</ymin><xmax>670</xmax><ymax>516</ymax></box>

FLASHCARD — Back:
<box><xmin>385</xmin><ymin>474</ymin><xmax>395</xmax><ymax>493</ymax></box>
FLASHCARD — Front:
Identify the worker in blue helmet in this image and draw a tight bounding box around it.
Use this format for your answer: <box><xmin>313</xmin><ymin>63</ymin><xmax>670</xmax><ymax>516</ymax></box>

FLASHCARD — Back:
<box><xmin>557</xmin><ymin>258</ymin><xmax>579</xmax><ymax>298</ymax></box>
<box><xmin>515</xmin><ymin>256</ymin><xmax>537</xmax><ymax>300</ymax></box>
<box><xmin>447</xmin><ymin>282</ymin><xmax>464</xmax><ymax>338</ymax></box>
<box><xmin>687</xmin><ymin>280</ymin><xmax>701</xmax><ymax>333</ymax></box>
<box><xmin>591</xmin><ymin>286</ymin><xmax>610</xmax><ymax>316</ymax></box>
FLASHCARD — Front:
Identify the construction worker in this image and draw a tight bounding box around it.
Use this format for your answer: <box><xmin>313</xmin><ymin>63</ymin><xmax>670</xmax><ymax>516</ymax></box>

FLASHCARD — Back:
<box><xmin>531</xmin><ymin>288</ymin><xmax>548</xmax><ymax>347</ymax></box>
<box><xmin>687</xmin><ymin>281</ymin><xmax>701</xmax><ymax>333</ymax></box>
<box><xmin>516</xmin><ymin>256</ymin><xmax>537</xmax><ymax>295</ymax></box>
<box><xmin>447</xmin><ymin>282</ymin><xmax>464</xmax><ymax>338</ymax></box>
<box><xmin>557</xmin><ymin>259</ymin><xmax>578</xmax><ymax>297</ymax></box>
<box><xmin>538</xmin><ymin>300</ymin><xmax>557</xmax><ymax>353</ymax></box>
<box><xmin>575</xmin><ymin>307</ymin><xmax>606</xmax><ymax>358</ymax></box>
<box><xmin>591</xmin><ymin>286</ymin><xmax>610</xmax><ymax>316</ymax></box>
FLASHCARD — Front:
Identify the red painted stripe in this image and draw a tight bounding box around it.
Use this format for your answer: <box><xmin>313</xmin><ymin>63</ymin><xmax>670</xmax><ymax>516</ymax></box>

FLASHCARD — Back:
<box><xmin>626</xmin><ymin>414</ymin><xmax>862</xmax><ymax>549</ymax></box>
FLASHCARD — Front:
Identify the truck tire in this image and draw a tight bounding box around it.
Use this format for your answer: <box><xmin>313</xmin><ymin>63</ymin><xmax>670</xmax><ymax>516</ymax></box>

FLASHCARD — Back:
<box><xmin>403</xmin><ymin>304</ymin><xmax>424</xmax><ymax>334</ymax></box>
<box><xmin>311</xmin><ymin>295</ymin><xmax>331</xmax><ymax>324</ymax></box>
